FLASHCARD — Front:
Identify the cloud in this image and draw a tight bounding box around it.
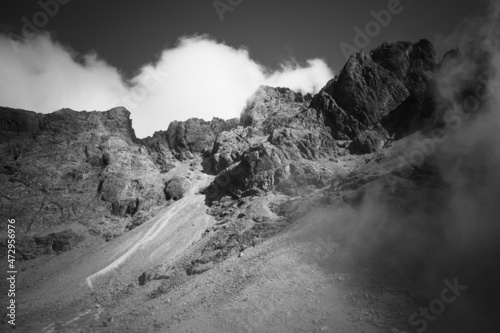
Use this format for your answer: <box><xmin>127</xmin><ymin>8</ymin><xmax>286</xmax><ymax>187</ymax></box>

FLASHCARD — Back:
<box><xmin>0</xmin><ymin>33</ymin><xmax>333</xmax><ymax>138</ymax></box>
<box><xmin>263</xmin><ymin>58</ymin><xmax>333</xmax><ymax>93</ymax></box>
<box><xmin>0</xmin><ymin>32</ymin><xmax>128</xmax><ymax>115</ymax></box>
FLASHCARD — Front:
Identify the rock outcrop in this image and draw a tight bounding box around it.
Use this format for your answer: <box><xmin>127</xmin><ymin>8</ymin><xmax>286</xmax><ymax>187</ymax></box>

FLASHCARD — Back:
<box><xmin>240</xmin><ymin>86</ymin><xmax>311</xmax><ymax>128</ymax></box>
<box><xmin>142</xmin><ymin>117</ymin><xmax>239</xmax><ymax>161</ymax></box>
<box><xmin>310</xmin><ymin>39</ymin><xmax>438</xmax><ymax>146</ymax></box>
<box><xmin>201</xmin><ymin>85</ymin><xmax>339</xmax><ymax>199</ymax></box>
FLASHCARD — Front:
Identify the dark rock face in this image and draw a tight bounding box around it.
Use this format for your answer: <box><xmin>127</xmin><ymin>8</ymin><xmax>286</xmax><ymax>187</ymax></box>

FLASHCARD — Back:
<box><xmin>310</xmin><ymin>39</ymin><xmax>438</xmax><ymax>147</ymax></box>
<box><xmin>310</xmin><ymin>92</ymin><xmax>364</xmax><ymax>140</ymax></box>
<box><xmin>381</xmin><ymin>88</ymin><xmax>437</xmax><ymax>139</ymax></box>
<box><xmin>370</xmin><ymin>39</ymin><xmax>437</xmax><ymax>96</ymax></box>
<box><xmin>374</xmin><ymin>40</ymin><xmax>439</xmax><ymax>139</ymax></box>
<box><xmin>325</xmin><ymin>51</ymin><xmax>410</xmax><ymax>126</ymax></box>
<box><xmin>0</xmin><ymin>108</ymin><xmax>44</xmax><ymax>133</ymax></box>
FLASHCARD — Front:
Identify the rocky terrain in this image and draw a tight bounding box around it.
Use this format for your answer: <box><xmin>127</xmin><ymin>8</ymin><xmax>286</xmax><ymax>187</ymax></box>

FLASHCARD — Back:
<box><xmin>1</xmin><ymin>38</ymin><xmax>500</xmax><ymax>332</ymax></box>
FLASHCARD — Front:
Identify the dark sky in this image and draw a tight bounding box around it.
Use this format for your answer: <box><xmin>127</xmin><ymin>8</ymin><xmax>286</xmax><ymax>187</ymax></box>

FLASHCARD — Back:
<box><xmin>1</xmin><ymin>0</ymin><xmax>488</xmax><ymax>76</ymax></box>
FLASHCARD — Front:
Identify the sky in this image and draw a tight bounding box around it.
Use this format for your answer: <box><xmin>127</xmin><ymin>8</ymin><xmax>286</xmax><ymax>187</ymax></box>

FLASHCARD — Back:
<box><xmin>0</xmin><ymin>0</ymin><xmax>490</xmax><ymax>137</ymax></box>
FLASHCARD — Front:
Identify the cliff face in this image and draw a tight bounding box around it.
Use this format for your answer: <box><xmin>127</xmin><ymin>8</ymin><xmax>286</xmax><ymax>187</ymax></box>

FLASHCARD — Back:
<box><xmin>309</xmin><ymin>40</ymin><xmax>438</xmax><ymax>147</ymax></box>
<box><xmin>0</xmin><ymin>107</ymin><xmax>174</xmax><ymax>259</ymax></box>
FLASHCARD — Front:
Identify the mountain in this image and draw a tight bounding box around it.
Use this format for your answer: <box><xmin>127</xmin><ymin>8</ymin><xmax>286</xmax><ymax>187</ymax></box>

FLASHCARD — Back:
<box><xmin>1</xmin><ymin>39</ymin><xmax>499</xmax><ymax>332</ymax></box>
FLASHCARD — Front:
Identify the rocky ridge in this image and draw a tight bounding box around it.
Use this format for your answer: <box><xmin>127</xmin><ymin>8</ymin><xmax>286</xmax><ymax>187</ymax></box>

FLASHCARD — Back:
<box><xmin>0</xmin><ymin>39</ymin><xmax>442</xmax><ymax>261</ymax></box>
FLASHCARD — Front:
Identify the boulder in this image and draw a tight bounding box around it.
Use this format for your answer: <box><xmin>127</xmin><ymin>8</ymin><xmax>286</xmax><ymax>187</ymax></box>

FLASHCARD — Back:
<box><xmin>348</xmin><ymin>129</ymin><xmax>388</xmax><ymax>155</ymax></box>
<box><xmin>164</xmin><ymin>177</ymin><xmax>191</xmax><ymax>201</ymax></box>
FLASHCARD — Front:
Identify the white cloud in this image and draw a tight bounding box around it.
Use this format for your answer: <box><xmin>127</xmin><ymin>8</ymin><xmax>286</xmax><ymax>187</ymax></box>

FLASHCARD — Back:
<box><xmin>263</xmin><ymin>58</ymin><xmax>333</xmax><ymax>93</ymax></box>
<box><xmin>0</xmin><ymin>33</ymin><xmax>333</xmax><ymax>138</ymax></box>
<box><xmin>0</xmin><ymin>33</ymin><xmax>128</xmax><ymax>113</ymax></box>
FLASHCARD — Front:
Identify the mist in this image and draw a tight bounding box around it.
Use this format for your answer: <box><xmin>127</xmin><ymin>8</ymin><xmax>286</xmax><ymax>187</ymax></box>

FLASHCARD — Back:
<box><xmin>335</xmin><ymin>3</ymin><xmax>500</xmax><ymax>331</ymax></box>
<box><xmin>0</xmin><ymin>33</ymin><xmax>333</xmax><ymax>138</ymax></box>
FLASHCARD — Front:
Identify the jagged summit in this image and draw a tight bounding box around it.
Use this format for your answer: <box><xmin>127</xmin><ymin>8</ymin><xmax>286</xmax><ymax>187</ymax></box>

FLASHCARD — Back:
<box><xmin>0</xmin><ymin>39</ymin><xmax>457</xmax><ymax>246</ymax></box>
<box><xmin>0</xmin><ymin>38</ymin><xmax>474</xmax><ymax>253</ymax></box>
